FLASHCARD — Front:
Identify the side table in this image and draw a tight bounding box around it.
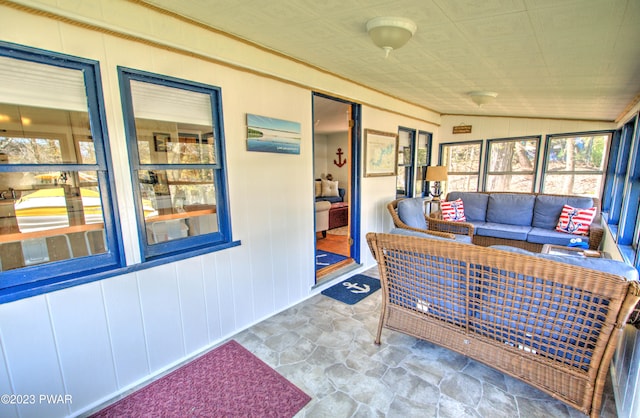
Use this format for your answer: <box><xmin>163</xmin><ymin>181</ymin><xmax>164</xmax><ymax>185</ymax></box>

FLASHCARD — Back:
<box><xmin>541</xmin><ymin>244</ymin><xmax>610</xmax><ymax>259</ymax></box>
<box><xmin>423</xmin><ymin>199</ymin><xmax>440</xmax><ymax>215</ymax></box>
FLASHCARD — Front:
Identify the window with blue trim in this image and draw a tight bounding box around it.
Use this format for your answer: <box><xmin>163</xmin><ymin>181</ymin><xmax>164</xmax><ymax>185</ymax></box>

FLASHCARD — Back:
<box><xmin>484</xmin><ymin>136</ymin><xmax>539</xmax><ymax>192</ymax></box>
<box><xmin>440</xmin><ymin>141</ymin><xmax>483</xmax><ymax>192</ymax></box>
<box><xmin>607</xmin><ymin>120</ymin><xmax>635</xmax><ymax>228</ymax></box>
<box><xmin>414</xmin><ymin>130</ymin><xmax>432</xmax><ymax>197</ymax></box>
<box><xmin>396</xmin><ymin>127</ymin><xmax>415</xmax><ymax>198</ymax></box>
<box><xmin>0</xmin><ymin>42</ymin><xmax>122</xmax><ymax>297</ymax></box>
<box><xmin>118</xmin><ymin>68</ymin><xmax>232</xmax><ymax>261</ymax></box>
<box><xmin>541</xmin><ymin>132</ymin><xmax>611</xmax><ymax>197</ymax></box>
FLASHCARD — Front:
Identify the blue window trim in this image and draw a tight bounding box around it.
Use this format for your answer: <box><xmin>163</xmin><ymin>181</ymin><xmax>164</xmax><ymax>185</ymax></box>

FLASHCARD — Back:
<box><xmin>617</xmin><ymin>117</ymin><xmax>640</xmax><ymax>246</ymax></box>
<box><xmin>539</xmin><ymin>130</ymin><xmax>613</xmax><ymax>195</ymax></box>
<box><xmin>483</xmin><ymin>135</ymin><xmax>541</xmax><ymax>192</ymax></box>
<box><xmin>0</xmin><ymin>240</ymin><xmax>240</xmax><ymax>304</ymax></box>
<box><xmin>439</xmin><ymin>140</ymin><xmax>484</xmax><ymax>191</ymax></box>
<box><xmin>397</xmin><ymin>126</ymin><xmax>416</xmax><ymax>198</ymax></box>
<box><xmin>416</xmin><ymin>130</ymin><xmax>432</xmax><ymax>198</ymax></box>
<box><xmin>118</xmin><ymin>67</ymin><xmax>234</xmax><ymax>262</ymax></box>
<box><xmin>611</xmin><ymin>120</ymin><xmax>636</xmax><ymax>227</ymax></box>
<box><xmin>0</xmin><ymin>41</ymin><xmax>126</xmax><ymax>300</ymax></box>
<box><xmin>601</xmin><ymin>129</ymin><xmax>622</xmax><ymax>213</ymax></box>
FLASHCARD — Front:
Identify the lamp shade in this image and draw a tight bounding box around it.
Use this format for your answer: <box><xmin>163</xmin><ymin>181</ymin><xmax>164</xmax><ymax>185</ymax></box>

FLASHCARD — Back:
<box><xmin>366</xmin><ymin>17</ymin><xmax>417</xmax><ymax>57</ymax></box>
<box><xmin>425</xmin><ymin>165</ymin><xmax>448</xmax><ymax>181</ymax></box>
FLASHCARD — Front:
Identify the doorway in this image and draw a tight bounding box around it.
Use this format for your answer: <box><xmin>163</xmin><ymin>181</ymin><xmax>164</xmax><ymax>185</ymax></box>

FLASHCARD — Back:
<box><xmin>312</xmin><ymin>93</ymin><xmax>361</xmax><ymax>283</ymax></box>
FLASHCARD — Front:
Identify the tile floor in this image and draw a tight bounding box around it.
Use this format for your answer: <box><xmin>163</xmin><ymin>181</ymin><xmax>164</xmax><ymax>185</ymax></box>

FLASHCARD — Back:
<box><xmin>234</xmin><ymin>267</ymin><xmax>619</xmax><ymax>418</ymax></box>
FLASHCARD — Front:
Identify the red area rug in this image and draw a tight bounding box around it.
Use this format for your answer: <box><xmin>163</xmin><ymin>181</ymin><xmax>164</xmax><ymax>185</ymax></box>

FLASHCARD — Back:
<box><xmin>91</xmin><ymin>340</ymin><xmax>311</xmax><ymax>417</ymax></box>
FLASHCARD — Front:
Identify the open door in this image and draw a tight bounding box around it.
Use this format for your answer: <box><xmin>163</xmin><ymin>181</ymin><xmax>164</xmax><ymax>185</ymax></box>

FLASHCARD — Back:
<box><xmin>312</xmin><ymin>93</ymin><xmax>361</xmax><ymax>283</ymax></box>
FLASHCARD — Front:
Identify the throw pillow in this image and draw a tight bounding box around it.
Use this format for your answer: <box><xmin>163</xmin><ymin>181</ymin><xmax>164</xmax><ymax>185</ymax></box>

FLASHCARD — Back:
<box><xmin>397</xmin><ymin>198</ymin><xmax>428</xmax><ymax>230</ymax></box>
<box><xmin>321</xmin><ymin>179</ymin><xmax>339</xmax><ymax>197</ymax></box>
<box><xmin>315</xmin><ymin>180</ymin><xmax>321</xmax><ymax>197</ymax></box>
<box><xmin>441</xmin><ymin>198</ymin><xmax>466</xmax><ymax>222</ymax></box>
<box><xmin>555</xmin><ymin>205</ymin><xmax>597</xmax><ymax>235</ymax></box>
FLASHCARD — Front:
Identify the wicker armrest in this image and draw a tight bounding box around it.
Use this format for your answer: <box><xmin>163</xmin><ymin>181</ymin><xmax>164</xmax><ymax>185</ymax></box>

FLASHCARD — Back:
<box><xmin>588</xmin><ymin>223</ymin><xmax>604</xmax><ymax>250</ymax></box>
<box><xmin>386</xmin><ymin>199</ymin><xmax>456</xmax><ymax>240</ymax></box>
<box><xmin>427</xmin><ymin>211</ymin><xmax>474</xmax><ymax>237</ymax></box>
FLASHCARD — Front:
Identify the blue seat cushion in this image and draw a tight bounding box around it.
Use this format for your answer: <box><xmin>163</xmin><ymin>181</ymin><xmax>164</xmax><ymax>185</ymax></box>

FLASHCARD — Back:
<box><xmin>527</xmin><ymin>227</ymin><xmax>590</xmax><ymax>247</ymax></box>
<box><xmin>447</xmin><ymin>192</ymin><xmax>489</xmax><ymax>222</ymax></box>
<box><xmin>389</xmin><ymin>227</ymin><xmax>472</xmax><ymax>244</ymax></box>
<box><xmin>475</xmin><ymin>223</ymin><xmax>532</xmax><ymax>241</ymax></box>
<box><xmin>532</xmin><ymin>195</ymin><xmax>594</xmax><ymax>230</ymax></box>
<box><xmin>397</xmin><ymin>198</ymin><xmax>427</xmax><ymax>229</ymax></box>
<box><xmin>486</xmin><ymin>193</ymin><xmax>536</xmax><ymax>226</ymax></box>
<box><xmin>490</xmin><ymin>245</ymin><xmax>639</xmax><ymax>282</ymax></box>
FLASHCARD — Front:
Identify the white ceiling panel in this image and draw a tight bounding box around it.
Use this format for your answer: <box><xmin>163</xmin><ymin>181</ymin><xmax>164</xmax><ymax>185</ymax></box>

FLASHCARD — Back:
<box><xmin>143</xmin><ymin>0</ymin><xmax>640</xmax><ymax>122</ymax></box>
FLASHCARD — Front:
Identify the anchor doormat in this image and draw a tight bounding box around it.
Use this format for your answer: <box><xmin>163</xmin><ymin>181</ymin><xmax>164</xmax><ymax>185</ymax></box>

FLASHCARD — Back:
<box><xmin>321</xmin><ymin>274</ymin><xmax>381</xmax><ymax>305</ymax></box>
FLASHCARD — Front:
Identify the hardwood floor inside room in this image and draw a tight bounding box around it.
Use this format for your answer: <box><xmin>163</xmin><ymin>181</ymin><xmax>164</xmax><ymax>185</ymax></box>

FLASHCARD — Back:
<box><xmin>316</xmin><ymin>229</ymin><xmax>349</xmax><ymax>257</ymax></box>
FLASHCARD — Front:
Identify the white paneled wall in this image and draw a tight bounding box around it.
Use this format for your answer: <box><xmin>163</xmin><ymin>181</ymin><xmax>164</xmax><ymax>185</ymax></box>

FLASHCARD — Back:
<box><xmin>0</xmin><ymin>3</ymin><xmax>430</xmax><ymax>416</ymax></box>
<box><xmin>0</xmin><ymin>2</ymin><xmax>634</xmax><ymax>417</ymax></box>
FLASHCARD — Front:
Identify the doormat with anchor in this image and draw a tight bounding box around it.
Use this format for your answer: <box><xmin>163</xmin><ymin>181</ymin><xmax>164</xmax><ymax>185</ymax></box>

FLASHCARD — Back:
<box><xmin>321</xmin><ymin>274</ymin><xmax>381</xmax><ymax>305</ymax></box>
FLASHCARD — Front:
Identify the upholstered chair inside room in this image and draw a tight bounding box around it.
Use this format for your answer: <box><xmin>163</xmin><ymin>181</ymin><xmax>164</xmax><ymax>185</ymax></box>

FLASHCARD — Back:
<box><xmin>315</xmin><ymin>201</ymin><xmax>331</xmax><ymax>238</ymax></box>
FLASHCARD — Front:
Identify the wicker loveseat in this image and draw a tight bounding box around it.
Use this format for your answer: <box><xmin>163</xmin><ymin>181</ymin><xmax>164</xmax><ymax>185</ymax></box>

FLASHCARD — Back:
<box><xmin>367</xmin><ymin>232</ymin><xmax>640</xmax><ymax>417</ymax></box>
<box><xmin>427</xmin><ymin>191</ymin><xmax>604</xmax><ymax>251</ymax></box>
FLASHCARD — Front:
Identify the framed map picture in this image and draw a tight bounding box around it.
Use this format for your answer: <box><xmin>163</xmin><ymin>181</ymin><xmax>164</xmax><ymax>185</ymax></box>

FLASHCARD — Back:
<box><xmin>364</xmin><ymin>129</ymin><xmax>398</xmax><ymax>177</ymax></box>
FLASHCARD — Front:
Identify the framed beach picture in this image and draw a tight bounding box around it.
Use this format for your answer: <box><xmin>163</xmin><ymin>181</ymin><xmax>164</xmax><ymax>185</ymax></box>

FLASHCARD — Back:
<box><xmin>246</xmin><ymin>114</ymin><xmax>301</xmax><ymax>155</ymax></box>
<box><xmin>364</xmin><ymin>129</ymin><xmax>398</xmax><ymax>177</ymax></box>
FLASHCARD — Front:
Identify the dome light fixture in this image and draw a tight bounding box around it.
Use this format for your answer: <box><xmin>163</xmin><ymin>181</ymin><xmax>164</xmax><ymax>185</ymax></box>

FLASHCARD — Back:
<box><xmin>366</xmin><ymin>17</ymin><xmax>417</xmax><ymax>58</ymax></box>
<box><xmin>469</xmin><ymin>91</ymin><xmax>498</xmax><ymax>106</ymax></box>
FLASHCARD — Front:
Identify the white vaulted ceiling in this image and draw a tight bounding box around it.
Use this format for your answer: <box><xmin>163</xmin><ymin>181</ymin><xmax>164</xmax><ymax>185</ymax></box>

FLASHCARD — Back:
<box><xmin>142</xmin><ymin>0</ymin><xmax>640</xmax><ymax>122</ymax></box>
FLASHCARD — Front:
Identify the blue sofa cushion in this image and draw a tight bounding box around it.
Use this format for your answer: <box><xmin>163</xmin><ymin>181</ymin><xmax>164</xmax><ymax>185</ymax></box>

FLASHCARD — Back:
<box><xmin>482</xmin><ymin>245</ymin><xmax>639</xmax><ymax>370</ymax></box>
<box><xmin>490</xmin><ymin>245</ymin><xmax>639</xmax><ymax>282</ymax></box>
<box><xmin>527</xmin><ymin>227</ymin><xmax>590</xmax><ymax>247</ymax></box>
<box><xmin>316</xmin><ymin>187</ymin><xmax>346</xmax><ymax>203</ymax></box>
<box><xmin>447</xmin><ymin>192</ymin><xmax>489</xmax><ymax>222</ymax></box>
<box><xmin>532</xmin><ymin>195</ymin><xmax>594</xmax><ymax>230</ymax></box>
<box><xmin>486</xmin><ymin>193</ymin><xmax>536</xmax><ymax>226</ymax></box>
<box><xmin>389</xmin><ymin>227</ymin><xmax>472</xmax><ymax>244</ymax></box>
<box><xmin>475</xmin><ymin>223</ymin><xmax>531</xmax><ymax>241</ymax></box>
<box><xmin>397</xmin><ymin>198</ymin><xmax>427</xmax><ymax>229</ymax></box>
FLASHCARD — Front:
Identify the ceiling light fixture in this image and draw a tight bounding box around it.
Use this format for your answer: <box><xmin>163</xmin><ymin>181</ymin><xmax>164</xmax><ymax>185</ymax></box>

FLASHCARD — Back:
<box><xmin>469</xmin><ymin>91</ymin><xmax>498</xmax><ymax>106</ymax></box>
<box><xmin>366</xmin><ymin>17</ymin><xmax>417</xmax><ymax>58</ymax></box>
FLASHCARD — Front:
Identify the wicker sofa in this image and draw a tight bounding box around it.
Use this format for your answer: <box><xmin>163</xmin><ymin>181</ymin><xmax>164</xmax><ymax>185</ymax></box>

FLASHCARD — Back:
<box><xmin>425</xmin><ymin>192</ymin><xmax>604</xmax><ymax>251</ymax></box>
<box><xmin>367</xmin><ymin>232</ymin><xmax>640</xmax><ymax>417</ymax></box>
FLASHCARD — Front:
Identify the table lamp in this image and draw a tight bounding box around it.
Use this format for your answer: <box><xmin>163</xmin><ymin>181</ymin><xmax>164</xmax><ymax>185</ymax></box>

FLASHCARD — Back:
<box><xmin>425</xmin><ymin>166</ymin><xmax>448</xmax><ymax>200</ymax></box>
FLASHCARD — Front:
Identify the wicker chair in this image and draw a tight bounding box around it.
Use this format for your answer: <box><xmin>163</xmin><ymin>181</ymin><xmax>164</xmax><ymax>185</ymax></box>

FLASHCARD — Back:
<box><xmin>387</xmin><ymin>198</ymin><xmax>473</xmax><ymax>240</ymax></box>
<box><xmin>367</xmin><ymin>232</ymin><xmax>640</xmax><ymax>417</ymax></box>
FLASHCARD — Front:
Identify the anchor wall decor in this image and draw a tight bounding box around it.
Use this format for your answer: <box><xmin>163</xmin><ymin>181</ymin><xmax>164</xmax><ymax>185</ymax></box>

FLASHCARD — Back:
<box><xmin>334</xmin><ymin>147</ymin><xmax>347</xmax><ymax>167</ymax></box>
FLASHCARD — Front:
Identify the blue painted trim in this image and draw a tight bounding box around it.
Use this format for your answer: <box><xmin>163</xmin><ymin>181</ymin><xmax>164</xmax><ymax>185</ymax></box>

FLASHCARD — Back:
<box><xmin>0</xmin><ymin>42</ymin><xmax>125</xmax><ymax>298</ymax></box>
<box><xmin>311</xmin><ymin>93</ymin><xmax>362</xmax><ymax>265</ymax></box>
<box><xmin>0</xmin><ymin>240</ymin><xmax>241</xmax><ymax>305</ymax></box>
<box><xmin>602</xmin><ymin>129</ymin><xmax>622</xmax><ymax>212</ymax></box>
<box><xmin>416</xmin><ymin>130</ymin><xmax>433</xmax><ymax>198</ymax></box>
<box><xmin>540</xmin><ymin>130</ymin><xmax>613</xmax><ymax>195</ymax></box>
<box><xmin>617</xmin><ymin>116</ymin><xmax>640</xmax><ymax>246</ymax></box>
<box><xmin>439</xmin><ymin>140</ymin><xmax>483</xmax><ymax>191</ymax></box>
<box><xmin>117</xmin><ymin>66</ymin><xmax>233</xmax><ymax>262</ymax></box>
<box><xmin>397</xmin><ymin>126</ymin><xmax>416</xmax><ymax>198</ymax></box>
<box><xmin>350</xmin><ymin>103</ymin><xmax>362</xmax><ymax>263</ymax></box>
<box><xmin>483</xmin><ymin>136</ymin><xmax>541</xmax><ymax>192</ymax></box>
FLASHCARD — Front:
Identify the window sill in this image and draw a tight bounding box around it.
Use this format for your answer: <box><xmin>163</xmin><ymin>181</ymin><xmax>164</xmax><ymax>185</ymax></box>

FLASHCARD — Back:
<box><xmin>0</xmin><ymin>239</ymin><xmax>241</xmax><ymax>305</ymax></box>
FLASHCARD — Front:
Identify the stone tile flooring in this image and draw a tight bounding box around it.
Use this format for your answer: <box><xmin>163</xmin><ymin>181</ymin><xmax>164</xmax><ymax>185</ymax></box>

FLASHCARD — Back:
<box><xmin>234</xmin><ymin>267</ymin><xmax>618</xmax><ymax>418</ymax></box>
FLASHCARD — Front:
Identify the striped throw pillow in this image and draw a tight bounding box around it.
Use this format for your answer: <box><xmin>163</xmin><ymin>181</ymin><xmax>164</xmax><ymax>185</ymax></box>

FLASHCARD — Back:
<box><xmin>441</xmin><ymin>198</ymin><xmax>466</xmax><ymax>222</ymax></box>
<box><xmin>555</xmin><ymin>205</ymin><xmax>597</xmax><ymax>235</ymax></box>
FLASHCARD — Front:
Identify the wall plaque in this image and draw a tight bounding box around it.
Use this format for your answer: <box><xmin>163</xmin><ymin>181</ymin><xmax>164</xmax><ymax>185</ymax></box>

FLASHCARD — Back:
<box><xmin>452</xmin><ymin>125</ymin><xmax>472</xmax><ymax>134</ymax></box>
